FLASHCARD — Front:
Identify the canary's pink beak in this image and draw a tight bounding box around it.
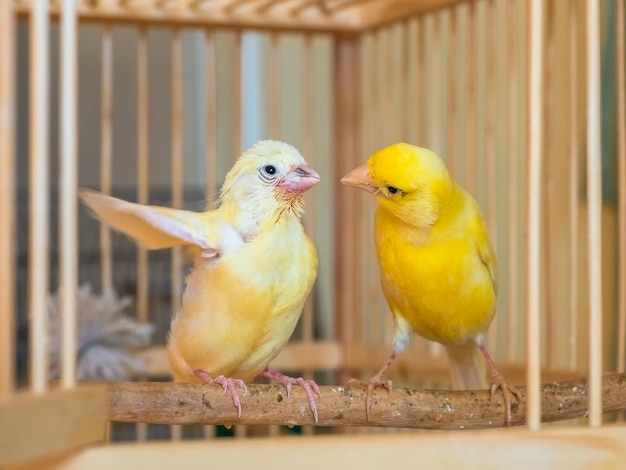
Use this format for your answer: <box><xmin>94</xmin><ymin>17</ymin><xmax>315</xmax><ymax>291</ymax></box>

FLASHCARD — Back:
<box><xmin>341</xmin><ymin>164</ymin><xmax>377</xmax><ymax>194</ymax></box>
<box><xmin>278</xmin><ymin>164</ymin><xmax>320</xmax><ymax>194</ymax></box>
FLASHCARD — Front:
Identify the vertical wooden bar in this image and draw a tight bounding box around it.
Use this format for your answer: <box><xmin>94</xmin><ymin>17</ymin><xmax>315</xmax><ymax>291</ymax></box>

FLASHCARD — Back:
<box><xmin>507</xmin><ymin>0</ymin><xmax>520</xmax><ymax>362</ymax></box>
<box><xmin>446</xmin><ymin>8</ymin><xmax>457</xmax><ymax>177</ymax></box>
<box><xmin>616</xmin><ymin>0</ymin><xmax>626</xmax><ymax>374</ymax></box>
<box><xmin>232</xmin><ymin>31</ymin><xmax>245</xmax><ymax>440</ymax></box>
<box><xmin>205</xmin><ymin>29</ymin><xmax>218</xmax><ymax>206</ymax></box>
<box><xmin>466</xmin><ymin>1</ymin><xmax>477</xmax><ymax>196</ymax></box>
<box><xmin>136</xmin><ymin>26</ymin><xmax>149</xmax><ymax>442</ymax></box>
<box><xmin>59</xmin><ymin>0</ymin><xmax>78</xmax><ymax>390</ymax></box>
<box><xmin>379</xmin><ymin>27</ymin><xmax>394</xmax><ymax>341</ymax></box>
<box><xmin>430</xmin><ymin>14</ymin><xmax>441</xmax><ymax>154</ymax></box>
<box><xmin>334</xmin><ymin>36</ymin><xmax>362</xmax><ymax>381</ymax></box>
<box><xmin>542</xmin><ymin>0</ymin><xmax>555</xmax><ymax>369</ymax></box>
<box><xmin>299</xmin><ymin>33</ymin><xmax>316</xmax><ymax>437</ymax></box>
<box><xmin>405</xmin><ymin>18</ymin><xmax>418</xmax><ymax>145</ymax></box>
<box><xmin>203</xmin><ymin>28</ymin><xmax>217</xmax><ymax>439</ymax></box>
<box><xmin>526</xmin><ymin>0</ymin><xmax>544</xmax><ymax>430</ymax></box>
<box><xmin>400</xmin><ymin>21</ymin><xmax>409</xmax><ymax>143</ymax></box>
<box><xmin>100</xmin><ymin>25</ymin><xmax>113</xmax><ymax>294</ymax></box>
<box><xmin>170</xmin><ymin>27</ymin><xmax>183</xmax><ymax>442</ymax></box>
<box><xmin>360</xmin><ymin>32</ymin><xmax>372</xmax><ymax>349</ymax></box>
<box><xmin>485</xmin><ymin>0</ymin><xmax>498</xmax><ymax>351</ymax></box>
<box><xmin>233</xmin><ymin>31</ymin><xmax>242</xmax><ymax>161</ymax></box>
<box><xmin>268</xmin><ymin>33</ymin><xmax>281</xmax><ymax>139</ymax></box>
<box><xmin>568</xmin><ymin>0</ymin><xmax>580</xmax><ymax>371</ymax></box>
<box><xmin>417</xmin><ymin>17</ymin><xmax>426</xmax><ymax>144</ymax></box>
<box><xmin>382</xmin><ymin>27</ymin><xmax>393</xmax><ymax>146</ymax></box>
<box><xmin>137</xmin><ymin>27</ymin><xmax>149</xmax><ymax>323</ymax></box>
<box><xmin>0</xmin><ymin>0</ymin><xmax>16</xmax><ymax>397</ymax></box>
<box><xmin>301</xmin><ymin>34</ymin><xmax>315</xmax><ymax>346</ymax></box>
<box><xmin>586</xmin><ymin>0</ymin><xmax>602</xmax><ymax>427</ymax></box>
<box><xmin>29</xmin><ymin>0</ymin><xmax>50</xmax><ymax>395</ymax></box>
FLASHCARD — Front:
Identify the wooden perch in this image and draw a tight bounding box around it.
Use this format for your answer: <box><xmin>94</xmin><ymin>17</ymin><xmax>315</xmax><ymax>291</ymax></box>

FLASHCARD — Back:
<box><xmin>108</xmin><ymin>373</ymin><xmax>626</xmax><ymax>430</ymax></box>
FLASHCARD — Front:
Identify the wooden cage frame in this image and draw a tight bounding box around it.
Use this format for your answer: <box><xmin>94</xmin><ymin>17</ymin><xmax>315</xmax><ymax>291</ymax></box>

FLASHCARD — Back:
<box><xmin>1</xmin><ymin>0</ymin><xmax>626</xmax><ymax>468</ymax></box>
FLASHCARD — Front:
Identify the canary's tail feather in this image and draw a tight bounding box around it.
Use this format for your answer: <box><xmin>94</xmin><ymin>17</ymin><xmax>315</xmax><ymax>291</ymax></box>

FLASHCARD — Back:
<box><xmin>446</xmin><ymin>343</ymin><xmax>489</xmax><ymax>390</ymax></box>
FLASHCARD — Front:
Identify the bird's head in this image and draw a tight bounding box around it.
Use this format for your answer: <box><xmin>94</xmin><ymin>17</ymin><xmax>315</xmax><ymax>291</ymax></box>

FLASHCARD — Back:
<box><xmin>341</xmin><ymin>143</ymin><xmax>452</xmax><ymax>227</ymax></box>
<box><xmin>220</xmin><ymin>140</ymin><xmax>320</xmax><ymax>233</ymax></box>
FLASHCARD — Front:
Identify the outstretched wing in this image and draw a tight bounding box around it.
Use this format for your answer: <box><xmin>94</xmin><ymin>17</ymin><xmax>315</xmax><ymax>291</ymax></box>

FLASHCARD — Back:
<box><xmin>79</xmin><ymin>189</ymin><xmax>243</xmax><ymax>257</ymax></box>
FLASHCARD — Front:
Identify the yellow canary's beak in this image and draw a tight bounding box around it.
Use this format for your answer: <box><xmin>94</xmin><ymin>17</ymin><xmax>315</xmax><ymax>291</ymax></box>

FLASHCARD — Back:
<box><xmin>278</xmin><ymin>164</ymin><xmax>320</xmax><ymax>194</ymax></box>
<box><xmin>341</xmin><ymin>164</ymin><xmax>377</xmax><ymax>194</ymax></box>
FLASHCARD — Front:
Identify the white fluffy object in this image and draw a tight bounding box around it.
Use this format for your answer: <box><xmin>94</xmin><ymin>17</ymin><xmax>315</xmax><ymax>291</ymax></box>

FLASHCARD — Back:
<box><xmin>47</xmin><ymin>284</ymin><xmax>154</xmax><ymax>381</ymax></box>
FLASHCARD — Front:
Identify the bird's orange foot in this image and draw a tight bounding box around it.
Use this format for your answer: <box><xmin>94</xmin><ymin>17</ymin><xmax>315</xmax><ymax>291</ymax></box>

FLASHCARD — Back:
<box><xmin>366</xmin><ymin>376</ymin><xmax>393</xmax><ymax>421</ymax></box>
<box><xmin>489</xmin><ymin>376</ymin><xmax>522</xmax><ymax>427</ymax></box>
<box><xmin>262</xmin><ymin>368</ymin><xmax>321</xmax><ymax>423</ymax></box>
<box><xmin>193</xmin><ymin>369</ymin><xmax>248</xmax><ymax>418</ymax></box>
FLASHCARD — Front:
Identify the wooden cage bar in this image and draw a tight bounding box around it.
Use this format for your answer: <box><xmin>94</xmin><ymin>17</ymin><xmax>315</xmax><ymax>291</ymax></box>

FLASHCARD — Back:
<box><xmin>28</xmin><ymin>0</ymin><xmax>51</xmax><ymax>395</ymax></box>
<box><xmin>485</xmin><ymin>0</ymin><xmax>498</xmax><ymax>352</ymax></box>
<box><xmin>465</xmin><ymin>2</ymin><xmax>477</xmax><ymax>196</ymax></box>
<box><xmin>591</xmin><ymin>0</ymin><xmax>606</xmax><ymax>411</ymax></box>
<box><xmin>617</xmin><ymin>0</ymin><xmax>626</xmax><ymax>374</ymax></box>
<box><xmin>445</xmin><ymin>8</ymin><xmax>457</xmax><ymax>178</ymax></box>
<box><xmin>0</xmin><ymin>0</ymin><xmax>16</xmax><ymax>398</ymax></box>
<box><xmin>204</xmin><ymin>29</ymin><xmax>218</xmax><ymax>204</ymax></box>
<box><xmin>526</xmin><ymin>0</ymin><xmax>544</xmax><ymax>430</ymax></box>
<box><xmin>203</xmin><ymin>28</ymin><xmax>217</xmax><ymax>439</ymax></box>
<box><xmin>136</xmin><ymin>26</ymin><xmax>150</xmax><ymax>442</ymax></box>
<box><xmin>59</xmin><ymin>0</ymin><xmax>78</xmax><ymax>390</ymax></box>
<box><xmin>586</xmin><ymin>0</ymin><xmax>602</xmax><ymax>427</ymax></box>
<box><xmin>100</xmin><ymin>24</ymin><xmax>114</xmax><ymax>294</ymax></box>
<box><xmin>268</xmin><ymin>32</ymin><xmax>281</xmax><ymax>139</ymax></box>
<box><xmin>506</xmin><ymin>0</ymin><xmax>520</xmax><ymax>364</ymax></box>
<box><xmin>567</xmin><ymin>0</ymin><xmax>580</xmax><ymax>372</ymax></box>
<box><xmin>300</xmin><ymin>34</ymin><xmax>315</xmax><ymax>346</ymax></box>
<box><xmin>170</xmin><ymin>26</ymin><xmax>184</xmax><ymax>442</ymax></box>
<box><xmin>232</xmin><ymin>31</ymin><xmax>242</xmax><ymax>160</ymax></box>
<box><xmin>334</xmin><ymin>35</ymin><xmax>362</xmax><ymax>381</ymax></box>
<box><xmin>136</xmin><ymin>26</ymin><xmax>150</xmax><ymax>326</ymax></box>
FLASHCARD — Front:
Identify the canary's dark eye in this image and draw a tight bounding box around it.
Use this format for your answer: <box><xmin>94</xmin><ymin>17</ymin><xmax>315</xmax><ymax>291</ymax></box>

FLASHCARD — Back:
<box><xmin>387</xmin><ymin>186</ymin><xmax>400</xmax><ymax>194</ymax></box>
<box><xmin>260</xmin><ymin>164</ymin><xmax>278</xmax><ymax>181</ymax></box>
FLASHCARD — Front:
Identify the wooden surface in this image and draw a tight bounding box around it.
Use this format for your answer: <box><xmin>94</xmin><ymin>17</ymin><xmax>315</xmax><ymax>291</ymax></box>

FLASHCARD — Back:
<box><xmin>13</xmin><ymin>0</ymin><xmax>468</xmax><ymax>32</ymax></box>
<box><xmin>107</xmin><ymin>373</ymin><xmax>626</xmax><ymax>430</ymax></box>
<box><xmin>10</xmin><ymin>425</ymin><xmax>626</xmax><ymax>470</ymax></box>
<box><xmin>0</xmin><ymin>385</ymin><xmax>108</xmax><ymax>468</ymax></box>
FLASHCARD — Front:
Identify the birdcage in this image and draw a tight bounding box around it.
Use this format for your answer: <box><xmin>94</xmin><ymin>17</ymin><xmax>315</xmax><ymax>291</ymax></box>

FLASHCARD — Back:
<box><xmin>1</xmin><ymin>0</ymin><xmax>626</xmax><ymax>467</ymax></box>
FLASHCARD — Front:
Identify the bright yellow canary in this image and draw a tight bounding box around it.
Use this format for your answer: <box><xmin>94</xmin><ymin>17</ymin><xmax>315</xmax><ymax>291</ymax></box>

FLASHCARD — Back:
<box><xmin>342</xmin><ymin>142</ymin><xmax>520</xmax><ymax>425</ymax></box>
<box><xmin>80</xmin><ymin>140</ymin><xmax>321</xmax><ymax>420</ymax></box>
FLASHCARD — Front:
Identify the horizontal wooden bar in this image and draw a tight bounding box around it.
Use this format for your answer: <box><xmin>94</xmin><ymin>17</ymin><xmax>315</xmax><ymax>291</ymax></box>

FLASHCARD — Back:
<box><xmin>15</xmin><ymin>424</ymin><xmax>626</xmax><ymax>470</ymax></box>
<box><xmin>105</xmin><ymin>373</ymin><xmax>626</xmax><ymax>430</ymax></box>
<box><xmin>0</xmin><ymin>385</ymin><xmax>108</xmax><ymax>468</ymax></box>
<box><xmin>13</xmin><ymin>0</ymin><xmax>468</xmax><ymax>32</ymax></box>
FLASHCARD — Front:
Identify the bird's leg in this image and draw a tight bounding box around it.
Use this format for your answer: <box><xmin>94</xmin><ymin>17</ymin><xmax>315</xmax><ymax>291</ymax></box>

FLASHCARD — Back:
<box><xmin>262</xmin><ymin>368</ymin><xmax>321</xmax><ymax>423</ymax></box>
<box><xmin>476</xmin><ymin>343</ymin><xmax>522</xmax><ymax>426</ymax></box>
<box><xmin>193</xmin><ymin>369</ymin><xmax>248</xmax><ymax>418</ymax></box>
<box><xmin>365</xmin><ymin>350</ymin><xmax>399</xmax><ymax>421</ymax></box>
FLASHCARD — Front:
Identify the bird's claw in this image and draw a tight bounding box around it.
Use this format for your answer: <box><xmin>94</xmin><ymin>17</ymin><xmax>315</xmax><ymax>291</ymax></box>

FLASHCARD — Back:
<box><xmin>194</xmin><ymin>369</ymin><xmax>248</xmax><ymax>418</ymax></box>
<box><xmin>365</xmin><ymin>377</ymin><xmax>393</xmax><ymax>422</ymax></box>
<box><xmin>489</xmin><ymin>379</ymin><xmax>522</xmax><ymax>427</ymax></box>
<box><xmin>262</xmin><ymin>369</ymin><xmax>321</xmax><ymax>423</ymax></box>
<box><xmin>283</xmin><ymin>377</ymin><xmax>321</xmax><ymax>423</ymax></box>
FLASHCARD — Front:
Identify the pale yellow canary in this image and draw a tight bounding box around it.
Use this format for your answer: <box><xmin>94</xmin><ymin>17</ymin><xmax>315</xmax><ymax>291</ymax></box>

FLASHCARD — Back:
<box><xmin>342</xmin><ymin>142</ymin><xmax>520</xmax><ymax>425</ymax></box>
<box><xmin>80</xmin><ymin>140</ymin><xmax>321</xmax><ymax>420</ymax></box>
